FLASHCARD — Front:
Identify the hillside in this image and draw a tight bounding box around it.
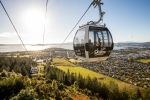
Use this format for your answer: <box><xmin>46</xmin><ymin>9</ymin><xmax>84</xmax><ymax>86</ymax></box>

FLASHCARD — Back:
<box><xmin>53</xmin><ymin>58</ymin><xmax>137</xmax><ymax>89</ymax></box>
<box><xmin>0</xmin><ymin>57</ymin><xmax>150</xmax><ymax>99</ymax></box>
<box><xmin>0</xmin><ymin>70</ymin><xmax>95</xmax><ymax>100</ymax></box>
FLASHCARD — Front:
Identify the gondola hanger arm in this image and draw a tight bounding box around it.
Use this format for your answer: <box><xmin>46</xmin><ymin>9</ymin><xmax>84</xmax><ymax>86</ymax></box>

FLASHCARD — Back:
<box><xmin>87</xmin><ymin>0</ymin><xmax>105</xmax><ymax>25</ymax></box>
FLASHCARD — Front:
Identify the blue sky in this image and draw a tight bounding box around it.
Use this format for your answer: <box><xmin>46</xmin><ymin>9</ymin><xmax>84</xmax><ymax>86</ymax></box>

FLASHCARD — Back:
<box><xmin>0</xmin><ymin>0</ymin><xmax>150</xmax><ymax>44</ymax></box>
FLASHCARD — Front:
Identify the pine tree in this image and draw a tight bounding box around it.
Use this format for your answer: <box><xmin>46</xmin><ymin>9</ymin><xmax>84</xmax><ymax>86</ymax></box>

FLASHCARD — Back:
<box><xmin>52</xmin><ymin>80</ymin><xmax>58</xmax><ymax>90</ymax></box>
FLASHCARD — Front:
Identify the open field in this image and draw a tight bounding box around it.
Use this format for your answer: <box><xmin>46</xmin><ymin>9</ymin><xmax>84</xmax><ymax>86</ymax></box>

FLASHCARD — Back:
<box><xmin>37</xmin><ymin>65</ymin><xmax>44</xmax><ymax>71</ymax></box>
<box><xmin>53</xmin><ymin>58</ymin><xmax>138</xmax><ymax>89</ymax></box>
<box><xmin>57</xmin><ymin>66</ymin><xmax>137</xmax><ymax>89</ymax></box>
<box><xmin>135</xmin><ymin>59</ymin><xmax>150</xmax><ymax>63</ymax></box>
<box><xmin>6</xmin><ymin>55</ymin><xmax>30</xmax><ymax>58</ymax></box>
<box><xmin>69</xmin><ymin>59</ymin><xmax>82</xmax><ymax>63</ymax></box>
<box><xmin>37</xmin><ymin>65</ymin><xmax>45</xmax><ymax>76</ymax></box>
<box><xmin>52</xmin><ymin>58</ymin><xmax>77</xmax><ymax>66</ymax></box>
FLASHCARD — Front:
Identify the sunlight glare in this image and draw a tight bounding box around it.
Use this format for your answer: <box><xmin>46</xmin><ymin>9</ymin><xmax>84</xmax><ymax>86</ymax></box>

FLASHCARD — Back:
<box><xmin>23</xmin><ymin>9</ymin><xmax>45</xmax><ymax>30</ymax></box>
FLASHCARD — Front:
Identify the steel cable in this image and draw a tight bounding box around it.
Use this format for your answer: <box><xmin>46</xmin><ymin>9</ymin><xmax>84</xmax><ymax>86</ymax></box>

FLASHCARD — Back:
<box><xmin>59</xmin><ymin>2</ymin><xmax>93</xmax><ymax>48</ymax></box>
<box><xmin>0</xmin><ymin>0</ymin><xmax>27</xmax><ymax>51</ymax></box>
<box><xmin>43</xmin><ymin>0</ymin><xmax>49</xmax><ymax>46</ymax></box>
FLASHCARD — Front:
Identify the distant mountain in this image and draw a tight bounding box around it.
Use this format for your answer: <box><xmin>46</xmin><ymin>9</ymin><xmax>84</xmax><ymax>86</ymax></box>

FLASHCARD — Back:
<box><xmin>0</xmin><ymin>43</ymin><xmax>73</xmax><ymax>46</ymax></box>
<box><xmin>145</xmin><ymin>42</ymin><xmax>150</xmax><ymax>44</ymax></box>
<box><xmin>1</xmin><ymin>41</ymin><xmax>150</xmax><ymax>46</ymax></box>
<box><xmin>64</xmin><ymin>42</ymin><xmax>73</xmax><ymax>45</ymax></box>
<box><xmin>0</xmin><ymin>44</ymin><xmax>23</xmax><ymax>46</ymax></box>
<box><xmin>114</xmin><ymin>41</ymin><xmax>150</xmax><ymax>46</ymax></box>
<box><xmin>117</xmin><ymin>41</ymin><xmax>136</xmax><ymax>43</ymax></box>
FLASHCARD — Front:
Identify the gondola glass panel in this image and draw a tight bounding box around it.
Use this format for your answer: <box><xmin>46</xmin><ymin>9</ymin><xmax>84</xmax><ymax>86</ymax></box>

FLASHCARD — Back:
<box><xmin>102</xmin><ymin>31</ymin><xmax>108</xmax><ymax>47</ymax></box>
<box><xmin>96</xmin><ymin>32</ymin><xmax>103</xmax><ymax>47</ymax></box>
<box><xmin>108</xmin><ymin>31</ymin><xmax>113</xmax><ymax>47</ymax></box>
<box><xmin>88</xmin><ymin>27</ymin><xmax>113</xmax><ymax>58</ymax></box>
<box><xmin>73</xmin><ymin>29</ymin><xmax>85</xmax><ymax>57</ymax></box>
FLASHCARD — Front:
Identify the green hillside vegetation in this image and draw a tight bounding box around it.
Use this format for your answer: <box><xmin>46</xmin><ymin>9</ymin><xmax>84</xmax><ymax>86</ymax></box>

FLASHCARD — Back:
<box><xmin>6</xmin><ymin>55</ymin><xmax>30</xmax><ymax>58</ymax></box>
<box><xmin>52</xmin><ymin>58</ymin><xmax>77</xmax><ymax>66</ymax></box>
<box><xmin>69</xmin><ymin>59</ymin><xmax>82</xmax><ymax>63</ymax></box>
<box><xmin>0</xmin><ymin>57</ymin><xmax>37</xmax><ymax>76</ymax></box>
<box><xmin>0</xmin><ymin>57</ymin><xmax>150</xmax><ymax>99</ymax></box>
<box><xmin>0</xmin><ymin>70</ymin><xmax>95</xmax><ymax>100</ymax></box>
<box><xmin>57</xmin><ymin>66</ymin><xmax>136</xmax><ymax>89</ymax></box>
<box><xmin>0</xmin><ymin>67</ymin><xmax>149</xmax><ymax>100</ymax></box>
<box><xmin>37</xmin><ymin>65</ymin><xmax>45</xmax><ymax>76</ymax></box>
<box><xmin>53</xmin><ymin>58</ymin><xmax>136</xmax><ymax>89</ymax></box>
<box><xmin>135</xmin><ymin>58</ymin><xmax>150</xmax><ymax>63</ymax></box>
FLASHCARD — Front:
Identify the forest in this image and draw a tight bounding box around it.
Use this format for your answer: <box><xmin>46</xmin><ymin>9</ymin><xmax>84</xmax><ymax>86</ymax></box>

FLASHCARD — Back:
<box><xmin>0</xmin><ymin>56</ymin><xmax>37</xmax><ymax>76</ymax></box>
<box><xmin>0</xmin><ymin>57</ymin><xmax>150</xmax><ymax>100</ymax></box>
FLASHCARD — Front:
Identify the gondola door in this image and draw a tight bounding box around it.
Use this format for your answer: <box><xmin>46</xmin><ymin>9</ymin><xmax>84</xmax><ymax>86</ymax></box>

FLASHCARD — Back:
<box><xmin>73</xmin><ymin>28</ymin><xmax>86</xmax><ymax>59</ymax></box>
<box><xmin>86</xmin><ymin>26</ymin><xmax>113</xmax><ymax>61</ymax></box>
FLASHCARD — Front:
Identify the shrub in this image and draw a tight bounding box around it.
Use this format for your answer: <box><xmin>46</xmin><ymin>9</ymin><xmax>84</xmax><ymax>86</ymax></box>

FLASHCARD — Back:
<box><xmin>0</xmin><ymin>77</ymin><xmax>27</xmax><ymax>99</ymax></box>
<box><xmin>1</xmin><ymin>70</ymin><xmax>8</xmax><ymax>77</ymax></box>
<box><xmin>10</xmin><ymin>88</ymin><xmax>37</xmax><ymax>100</ymax></box>
<box><xmin>52</xmin><ymin>80</ymin><xmax>58</xmax><ymax>90</ymax></box>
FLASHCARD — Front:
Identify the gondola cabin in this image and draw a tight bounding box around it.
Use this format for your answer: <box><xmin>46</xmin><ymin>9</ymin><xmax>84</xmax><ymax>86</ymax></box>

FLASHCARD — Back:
<box><xmin>30</xmin><ymin>67</ymin><xmax>38</xmax><ymax>74</ymax></box>
<box><xmin>73</xmin><ymin>25</ymin><xmax>113</xmax><ymax>62</ymax></box>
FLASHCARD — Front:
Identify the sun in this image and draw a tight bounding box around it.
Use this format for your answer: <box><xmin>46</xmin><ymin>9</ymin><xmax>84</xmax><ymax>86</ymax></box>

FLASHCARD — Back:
<box><xmin>22</xmin><ymin>8</ymin><xmax>53</xmax><ymax>44</ymax></box>
<box><xmin>23</xmin><ymin>9</ymin><xmax>45</xmax><ymax>30</ymax></box>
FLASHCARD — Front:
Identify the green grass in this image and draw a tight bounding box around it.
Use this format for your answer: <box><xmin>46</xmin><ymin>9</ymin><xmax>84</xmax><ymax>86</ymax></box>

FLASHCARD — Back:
<box><xmin>6</xmin><ymin>55</ymin><xmax>30</xmax><ymax>58</ymax></box>
<box><xmin>37</xmin><ymin>65</ymin><xmax>44</xmax><ymax>76</ymax></box>
<box><xmin>52</xmin><ymin>58</ymin><xmax>77</xmax><ymax>66</ymax></box>
<box><xmin>57</xmin><ymin>66</ymin><xmax>137</xmax><ymax>89</ymax></box>
<box><xmin>54</xmin><ymin>58</ymin><xmax>137</xmax><ymax>89</ymax></box>
<box><xmin>57</xmin><ymin>66</ymin><xmax>105</xmax><ymax>78</ymax></box>
<box><xmin>69</xmin><ymin>59</ymin><xmax>82</xmax><ymax>63</ymax></box>
<box><xmin>37</xmin><ymin>65</ymin><xmax>44</xmax><ymax>71</ymax></box>
<box><xmin>135</xmin><ymin>59</ymin><xmax>150</xmax><ymax>63</ymax></box>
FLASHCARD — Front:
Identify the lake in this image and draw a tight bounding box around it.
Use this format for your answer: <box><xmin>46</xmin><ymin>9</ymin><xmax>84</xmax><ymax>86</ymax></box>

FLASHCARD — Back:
<box><xmin>0</xmin><ymin>44</ymin><xmax>124</xmax><ymax>52</ymax></box>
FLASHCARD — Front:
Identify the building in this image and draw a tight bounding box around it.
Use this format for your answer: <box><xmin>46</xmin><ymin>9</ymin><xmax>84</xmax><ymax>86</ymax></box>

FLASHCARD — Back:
<box><xmin>30</xmin><ymin>67</ymin><xmax>38</xmax><ymax>74</ymax></box>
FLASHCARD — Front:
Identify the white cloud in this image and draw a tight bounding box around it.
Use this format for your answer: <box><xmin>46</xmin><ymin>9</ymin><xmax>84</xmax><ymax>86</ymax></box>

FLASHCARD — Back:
<box><xmin>128</xmin><ymin>35</ymin><xmax>133</xmax><ymax>38</ymax></box>
<box><xmin>0</xmin><ymin>32</ymin><xmax>30</xmax><ymax>38</ymax></box>
<box><xmin>65</xmin><ymin>39</ymin><xmax>73</xmax><ymax>43</ymax></box>
<box><xmin>0</xmin><ymin>32</ymin><xmax>14</xmax><ymax>37</ymax></box>
<box><xmin>12</xmin><ymin>32</ymin><xmax>31</xmax><ymax>37</ymax></box>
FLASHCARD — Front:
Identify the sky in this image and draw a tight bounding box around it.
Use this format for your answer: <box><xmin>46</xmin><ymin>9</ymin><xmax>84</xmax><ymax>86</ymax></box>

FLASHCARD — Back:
<box><xmin>0</xmin><ymin>0</ymin><xmax>150</xmax><ymax>44</ymax></box>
